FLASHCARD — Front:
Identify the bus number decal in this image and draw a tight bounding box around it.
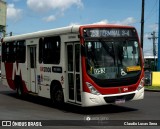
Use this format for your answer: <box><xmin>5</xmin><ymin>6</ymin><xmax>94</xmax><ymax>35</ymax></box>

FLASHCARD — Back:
<box><xmin>52</xmin><ymin>66</ymin><xmax>62</xmax><ymax>73</ymax></box>
<box><xmin>94</xmin><ymin>68</ymin><xmax>105</xmax><ymax>74</ymax></box>
<box><xmin>122</xmin><ymin>87</ymin><xmax>128</xmax><ymax>92</ymax></box>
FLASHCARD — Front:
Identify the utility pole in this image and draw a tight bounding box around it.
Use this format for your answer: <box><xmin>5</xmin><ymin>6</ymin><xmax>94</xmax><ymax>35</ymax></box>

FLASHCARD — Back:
<box><xmin>10</xmin><ymin>32</ymin><xmax>12</xmax><ymax>36</ymax></box>
<box><xmin>141</xmin><ymin>0</ymin><xmax>145</xmax><ymax>49</ymax></box>
<box><xmin>148</xmin><ymin>31</ymin><xmax>158</xmax><ymax>70</ymax></box>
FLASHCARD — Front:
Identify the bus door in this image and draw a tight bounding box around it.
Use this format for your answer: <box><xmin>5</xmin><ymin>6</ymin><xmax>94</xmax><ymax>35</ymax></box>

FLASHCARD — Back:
<box><xmin>66</xmin><ymin>43</ymin><xmax>81</xmax><ymax>104</ymax></box>
<box><xmin>28</xmin><ymin>45</ymin><xmax>37</xmax><ymax>93</ymax></box>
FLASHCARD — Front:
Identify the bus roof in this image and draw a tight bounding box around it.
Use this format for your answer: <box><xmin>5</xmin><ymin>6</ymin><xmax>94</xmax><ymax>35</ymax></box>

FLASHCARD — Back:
<box><xmin>3</xmin><ymin>25</ymin><xmax>80</xmax><ymax>42</ymax></box>
<box><xmin>3</xmin><ymin>24</ymin><xmax>135</xmax><ymax>42</ymax></box>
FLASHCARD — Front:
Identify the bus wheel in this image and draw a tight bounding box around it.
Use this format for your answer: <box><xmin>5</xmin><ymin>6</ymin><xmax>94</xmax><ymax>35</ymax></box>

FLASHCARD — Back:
<box><xmin>15</xmin><ymin>78</ymin><xmax>24</xmax><ymax>97</ymax></box>
<box><xmin>17</xmin><ymin>85</ymin><xmax>23</xmax><ymax>97</ymax></box>
<box><xmin>51</xmin><ymin>84</ymin><xmax>64</xmax><ymax>107</ymax></box>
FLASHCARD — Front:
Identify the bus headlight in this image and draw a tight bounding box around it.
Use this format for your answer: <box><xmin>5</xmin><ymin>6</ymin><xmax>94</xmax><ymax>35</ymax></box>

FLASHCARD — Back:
<box><xmin>86</xmin><ymin>82</ymin><xmax>101</xmax><ymax>95</ymax></box>
<box><xmin>137</xmin><ymin>78</ymin><xmax>144</xmax><ymax>91</ymax></box>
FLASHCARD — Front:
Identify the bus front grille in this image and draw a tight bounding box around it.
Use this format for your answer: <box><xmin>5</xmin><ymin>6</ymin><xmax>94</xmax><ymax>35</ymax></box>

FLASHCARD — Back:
<box><xmin>104</xmin><ymin>93</ymin><xmax>135</xmax><ymax>103</ymax></box>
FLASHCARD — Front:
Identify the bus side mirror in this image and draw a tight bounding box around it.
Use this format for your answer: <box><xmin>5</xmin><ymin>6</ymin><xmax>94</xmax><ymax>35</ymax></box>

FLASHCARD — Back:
<box><xmin>81</xmin><ymin>44</ymin><xmax>86</xmax><ymax>57</ymax></box>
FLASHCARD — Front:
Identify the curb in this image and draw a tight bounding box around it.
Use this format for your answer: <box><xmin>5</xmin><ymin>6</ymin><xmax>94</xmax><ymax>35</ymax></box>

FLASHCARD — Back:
<box><xmin>145</xmin><ymin>88</ymin><xmax>160</xmax><ymax>92</ymax></box>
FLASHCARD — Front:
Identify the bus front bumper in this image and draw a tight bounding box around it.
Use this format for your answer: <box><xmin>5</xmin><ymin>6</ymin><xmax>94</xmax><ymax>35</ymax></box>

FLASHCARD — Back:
<box><xmin>82</xmin><ymin>87</ymin><xmax>144</xmax><ymax>107</ymax></box>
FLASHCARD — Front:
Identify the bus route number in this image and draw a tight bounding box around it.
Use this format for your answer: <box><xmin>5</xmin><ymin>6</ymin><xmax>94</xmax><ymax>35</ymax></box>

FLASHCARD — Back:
<box><xmin>94</xmin><ymin>68</ymin><xmax>105</xmax><ymax>74</ymax></box>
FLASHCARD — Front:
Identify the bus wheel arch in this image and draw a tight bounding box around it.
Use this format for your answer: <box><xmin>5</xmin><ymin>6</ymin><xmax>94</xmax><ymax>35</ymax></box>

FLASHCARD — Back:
<box><xmin>50</xmin><ymin>80</ymin><xmax>64</xmax><ymax>106</ymax></box>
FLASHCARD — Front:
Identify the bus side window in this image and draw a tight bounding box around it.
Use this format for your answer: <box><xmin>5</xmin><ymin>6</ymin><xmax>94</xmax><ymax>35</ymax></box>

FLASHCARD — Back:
<box><xmin>2</xmin><ymin>40</ymin><xmax>26</xmax><ymax>63</ymax></box>
<box><xmin>43</xmin><ymin>36</ymin><xmax>61</xmax><ymax>64</ymax></box>
<box><xmin>5</xmin><ymin>42</ymin><xmax>16</xmax><ymax>63</ymax></box>
<box><xmin>16</xmin><ymin>40</ymin><xmax>26</xmax><ymax>63</ymax></box>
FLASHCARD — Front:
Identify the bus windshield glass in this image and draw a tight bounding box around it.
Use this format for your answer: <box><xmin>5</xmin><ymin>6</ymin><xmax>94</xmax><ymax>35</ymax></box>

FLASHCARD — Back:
<box><xmin>85</xmin><ymin>39</ymin><xmax>141</xmax><ymax>80</ymax></box>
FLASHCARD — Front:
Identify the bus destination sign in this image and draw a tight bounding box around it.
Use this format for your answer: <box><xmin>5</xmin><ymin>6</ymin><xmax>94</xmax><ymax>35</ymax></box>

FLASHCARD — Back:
<box><xmin>84</xmin><ymin>28</ymin><xmax>136</xmax><ymax>38</ymax></box>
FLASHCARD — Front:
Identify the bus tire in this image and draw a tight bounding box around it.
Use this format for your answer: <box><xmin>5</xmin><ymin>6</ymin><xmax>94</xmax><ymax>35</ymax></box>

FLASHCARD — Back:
<box><xmin>15</xmin><ymin>77</ymin><xmax>24</xmax><ymax>98</ymax></box>
<box><xmin>17</xmin><ymin>85</ymin><xmax>23</xmax><ymax>97</ymax></box>
<box><xmin>51</xmin><ymin>83</ymin><xmax>64</xmax><ymax>107</ymax></box>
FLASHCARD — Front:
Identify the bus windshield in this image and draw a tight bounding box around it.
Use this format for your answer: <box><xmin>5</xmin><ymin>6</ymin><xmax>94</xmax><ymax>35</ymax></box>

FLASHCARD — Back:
<box><xmin>85</xmin><ymin>39</ymin><xmax>141</xmax><ymax>80</ymax></box>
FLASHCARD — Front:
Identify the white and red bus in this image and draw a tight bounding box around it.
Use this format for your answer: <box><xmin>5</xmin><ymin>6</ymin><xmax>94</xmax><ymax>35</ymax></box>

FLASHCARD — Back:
<box><xmin>1</xmin><ymin>25</ymin><xmax>144</xmax><ymax>107</ymax></box>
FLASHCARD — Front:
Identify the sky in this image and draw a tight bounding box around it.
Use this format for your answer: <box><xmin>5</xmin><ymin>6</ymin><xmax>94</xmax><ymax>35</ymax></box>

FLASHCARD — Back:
<box><xmin>3</xmin><ymin>0</ymin><xmax>160</xmax><ymax>56</ymax></box>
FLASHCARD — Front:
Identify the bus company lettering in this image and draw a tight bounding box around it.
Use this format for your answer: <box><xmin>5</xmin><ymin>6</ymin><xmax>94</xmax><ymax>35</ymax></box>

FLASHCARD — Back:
<box><xmin>40</xmin><ymin>67</ymin><xmax>51</xmax><ymax>73</ymax></box>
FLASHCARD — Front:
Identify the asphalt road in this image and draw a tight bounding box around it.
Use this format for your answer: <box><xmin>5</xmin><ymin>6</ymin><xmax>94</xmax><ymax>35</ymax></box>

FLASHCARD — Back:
<box><xmin>0</xmin><ymin>83</ymin><xmax>160</xmax><ymax>129</ymax></box>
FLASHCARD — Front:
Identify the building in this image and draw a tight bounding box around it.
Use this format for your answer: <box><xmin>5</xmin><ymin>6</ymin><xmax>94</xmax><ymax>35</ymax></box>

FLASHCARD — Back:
<box><xmin>0</xmin><ymin>0</ymin><xmax>7</xmax><ymax>38</ymax></box>
<box><xmin>0</xmin><ymin>0</ymin><xmax>7</xmax><ymax>70</ymax></box>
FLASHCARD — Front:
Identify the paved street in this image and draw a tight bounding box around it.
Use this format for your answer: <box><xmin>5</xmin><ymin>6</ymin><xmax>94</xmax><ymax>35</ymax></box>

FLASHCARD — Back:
<box><xmin>0</xmin><ymin>83</ymin><xmax>160</xmax><ymax>129</ymax></box>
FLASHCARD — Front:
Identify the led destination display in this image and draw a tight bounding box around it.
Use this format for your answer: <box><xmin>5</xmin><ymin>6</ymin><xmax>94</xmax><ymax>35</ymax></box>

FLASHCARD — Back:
<box><xmin>84</xmin><ymin>28</ymin><xmax>137</xmax><ymax>38</ymax></box>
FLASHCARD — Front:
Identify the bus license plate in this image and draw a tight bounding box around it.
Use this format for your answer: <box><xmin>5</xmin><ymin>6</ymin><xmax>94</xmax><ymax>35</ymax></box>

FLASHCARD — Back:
<box><xmin>115</xmin><ymin>99</ymin><xmax>125</xmax><ymax>104</ymax></box>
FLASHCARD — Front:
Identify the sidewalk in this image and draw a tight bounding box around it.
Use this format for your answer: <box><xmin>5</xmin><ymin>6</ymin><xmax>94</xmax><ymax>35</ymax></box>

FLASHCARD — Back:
<box><xmin>145</xmin><ymin>86</ymin><xmax>160</xmax><ymax>92</ymax></box>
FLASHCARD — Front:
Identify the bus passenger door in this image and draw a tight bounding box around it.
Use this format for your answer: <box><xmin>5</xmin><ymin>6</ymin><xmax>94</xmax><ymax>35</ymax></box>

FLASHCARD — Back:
<box><xmin>66</xmin><ymin>43</ymin><xmax>81</xmax><ymax>104</ymax></box>
<box><xmin>28</xmin><ymin>45</ymin><xmax>37</xmax><ymax>93</ymax></box>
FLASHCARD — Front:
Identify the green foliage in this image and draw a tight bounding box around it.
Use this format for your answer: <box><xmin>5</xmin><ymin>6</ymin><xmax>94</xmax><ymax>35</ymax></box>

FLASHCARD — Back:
<box><xmin>145</xmin><ymin>86</ymin><xmax>160</xmax><ymax>90</ymax></box>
